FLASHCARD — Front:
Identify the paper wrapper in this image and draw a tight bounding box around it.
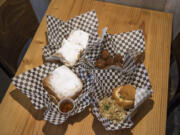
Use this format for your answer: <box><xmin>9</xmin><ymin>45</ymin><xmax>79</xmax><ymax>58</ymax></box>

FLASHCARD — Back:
<box><xmin>80</xmin><ymin>29</ymin><xmax>153</xmax><ymax>130</ymax></box>
<box><xmin>12</xmin><ymin>63</ymin><xmax>95</xmax><ymax>125</ymax></box>
<box><xmin>43</xmin><ymin>10</ymin><xmax>99</xmax><ymax>61</ymax></box>
<box><xmin>91</xmin><ymin>66</ymin><xmax>153</xmax><ymax>130</ymax></box>
<box><xmin>12</xmin><ymin>9</ymin><xmax>153</xmax><ymax>129</ymax></box>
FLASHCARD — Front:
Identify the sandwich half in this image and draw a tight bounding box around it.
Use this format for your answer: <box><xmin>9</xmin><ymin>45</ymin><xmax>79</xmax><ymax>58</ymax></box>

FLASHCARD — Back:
<box><xmin>43</xmin><ymin>65</ymin><xmax>83</xmax><ymax>104</ymax></box>
<box><xmin>53</xmin><ymin>30</ymin><xmax>89</xmax><ymax>67</ymax></box>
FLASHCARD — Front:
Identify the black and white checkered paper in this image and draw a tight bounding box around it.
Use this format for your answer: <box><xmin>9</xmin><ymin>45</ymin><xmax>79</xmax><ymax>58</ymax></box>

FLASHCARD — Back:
<box><xmin>12</xmin><ymin>63</ymin><xmax>95</xmax><ymax>125</ymax></box>
<box><xmin>43</xmin><ymin>10</ymin><xmax>99</xmax><ymax>60</ymax></box>
<box><xmin>85</xmin><ymin>29</ymin><xmax>153</xmax><ymax>130</ymax></box>
<box><xmin>82</xmin><ymin>29</ymin><xmax>145</xmax><ymax>65</ymax></box>
<box><xmin>12</xmin><ymin>10</ymin><xmax>153</xmax><ymax>130</ymax></box>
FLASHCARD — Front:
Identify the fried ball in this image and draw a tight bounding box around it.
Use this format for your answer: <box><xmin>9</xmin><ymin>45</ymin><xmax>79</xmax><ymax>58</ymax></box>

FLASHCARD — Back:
<box><xmin>134</xmin><ymin>51</ymin><xmax>145</xmax><ymax>65</ymax></box>
<box><xmin>112</xmin><ymin>85</ymin><xmax>135</xmax><ymax>109</ymax></box>
<box><xmin>104</xmin><ymin>65</ymin><xmax>110</xmax><ymax>69</ymax></box>
<box><xmin>95</xmin><ymin>59</ymin><xmax>106</xmax><ymax>68</ymax></box>
<box><xmin>106</xmin><ymin>57</ymin><xmax>114</xmax><ymax>65</ymax></box>
<box><xmin>120</xmin><ymin>84</ymin><xmax>136</xmax><ymax>100</ymax></box>
<box><xmin>115</xmin><ymin>62</ymin><xmax>122</xmax><ymax>67</ymax></box>
<box><xmin>114</xmin><ymin>54</ymin><xmax>123</xmax><ymax>64</ymax></box>
<box><xmin>101</xmin><ymin>49</ymin><xmax>110</xmax><ymax>60</ymax></box>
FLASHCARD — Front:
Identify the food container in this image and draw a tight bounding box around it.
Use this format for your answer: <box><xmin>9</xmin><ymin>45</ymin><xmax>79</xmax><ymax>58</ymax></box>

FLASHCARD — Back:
<box><xmin>43</xmin><ymin>10</ymin><xmax>99</xmax><ymax>63</ymax></box>
<box><xmin>12</xmin><ymin>63</ymin><xmax>95</xmax><ymax>125</ymax></box>
<box><xmin>86</xmin><ymin>29</ymin><xmax>153</xmax><ymax>130</ymax></box>
<box><xmin>58</xmin><ymin>98</ymin><xmax>75</xmax><ymax>116</ymax></box>
<box><xmin>12</xmin><ymin>10</ymin><xmax>153</xmax><ymax>130</ymax></box>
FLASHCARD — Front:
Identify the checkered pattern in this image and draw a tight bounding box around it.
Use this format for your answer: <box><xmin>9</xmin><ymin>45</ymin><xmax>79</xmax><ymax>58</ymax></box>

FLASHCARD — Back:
<box><xmin>131</xmin><ymin>64</ymin><xmax>152</xmax><ymax>89</ymax></box>
<box><xmin>12</xmin><ymin>63</ymin><xmax>59</xmax><ymax>109</ymax></box>
<box><xmin>104</xmin><ymin>29</ymin><xmax>145</xmax><ymax>57</ymax></box>
<box><xmin>134</xmin><ymin>87</ymin><xmax>152</xmax><ymax>108</ymax></box>
<box><xmin>83</xmin><ymin>41</ymin><xmax>102</xmax><ymax>63</ymax></box>
<box><xmin>84</xmin><ymin>29</ymin><xmax>145</xmax><ymax>66</ymax></box>
<box><xmin>122</xmin><ymin>53</ymin><xmax>136</xmax><ymax>74</ymax></box>
<box><xmin>91</xmin><ymin>65</ymin><xmax>153</xmax><ymax>130</ymax></box>
<box><xmin>12</xmin><ymin>63</ymin><xmax>95</xmax><ymax>125</ymax></box>
<box><xmin>92</xmin><ymin>98</ymin><xmax>133</xmax><ymax>130</ymax></box>
<box><xmin>46</xmin><ymin>15</ymin><xmax>66</xmax><ymax>47</ymax></box>
<box><xmin>88</xmin><ymin>29</ymin><xmax>153</xmax><ymax>130</ymax></box>
<box><xmin>13</xmin><ymin>10</ymin><xmax>153</xmax><ymax>129</ymax></box>
<box><xmin>43</xmin><ymin>10</ymin><xmax>99</xmax><ymax>59</ymax></box>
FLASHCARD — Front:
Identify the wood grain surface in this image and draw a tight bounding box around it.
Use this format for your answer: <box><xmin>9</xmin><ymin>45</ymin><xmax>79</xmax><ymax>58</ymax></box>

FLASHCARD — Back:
<box><xmin>0</xmin><ymin>0</ymin><xmax>172</xmax><ymax>135</ymax></box>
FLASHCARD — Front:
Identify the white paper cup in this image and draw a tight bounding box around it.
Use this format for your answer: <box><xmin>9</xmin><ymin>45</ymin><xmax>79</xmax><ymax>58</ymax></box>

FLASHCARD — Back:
<box><xmin>58</xmin><ymin>98</ymin><xmax>75</xmax><ymax>116</ymax></box>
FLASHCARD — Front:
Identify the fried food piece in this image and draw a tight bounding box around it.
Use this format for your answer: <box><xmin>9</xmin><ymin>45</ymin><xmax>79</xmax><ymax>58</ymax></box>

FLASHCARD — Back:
<box><xmin>43</xmin><ymin>66</ymin><xmax>83</xmax><ymax>104</ymax></box>
<box><xmin>95</xmin><ymin>58</ymin><xmax>106</xmax><ymax>68</ymax></box>
<box><xmin>112</xmin><ymin>85</ymin><xmax>136</xmax><ymax>109</ymax></box>
<box><xmin>113</xmin><ymin>54</ymin><xmax>123</xmax><ymax>64</ymax></box>
<box><xmin>115</xmin><ymin>62</ymin><xmax>122</xmax><ymax>67</ymax></box>
<box><xmin>101</xmin><ymin>49</ymin><xmax>110</xmax><ymax>60</ymax></box>
<box><xmin>134</xmin><ymin>51</ymin><xmax>145</xmax><ymax>65</ymax></box>
<box><xmin>120</xmin><ymin>85</ymin><xmax>136</xmax><ymax>100</ymax></box>
<box><xmin>106</xmin><ymin>57</ymin><xmax>114</xmax><ymax>65</ymax></box>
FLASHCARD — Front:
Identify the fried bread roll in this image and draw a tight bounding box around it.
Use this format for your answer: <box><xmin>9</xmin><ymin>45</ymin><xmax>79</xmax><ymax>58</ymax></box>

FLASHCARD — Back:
<box><xmin>112</xmin><ymin>85</ymin><xmax>136</xmax><ymax>109</ymax></box>
<box><xmin>43</xmin><ymin>66</ymin><xmax>83</xmax><ymax>103</ymax></box>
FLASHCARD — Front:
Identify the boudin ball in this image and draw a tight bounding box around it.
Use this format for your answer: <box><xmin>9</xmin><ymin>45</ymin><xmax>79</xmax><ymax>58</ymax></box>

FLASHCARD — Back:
<box><xmin>113</xmin><ymin>54</ymin><xmax>123</xmax><ymax>64</ymax></box>
<box><xmin>106</xmin><ymin>57</ymin><xmax>114</xmax><ymax>65</ymax></box>
<box><xmin>115</xmin><ymin>62</ymin><xmax>122</xmax><ymax>67</ymax></box>
<box><xmin>101</xmin><ymin>49</ymin><xmax>110</xmax><ymax>60</ymax></box>
<box><xmin>95</xmin><ymin>59</ymin><xmax>106</xmax><ymax>68</ymax></box>
<box><xmin>134</xmin><ymin>51</ymin><xmax>145</xmax><ymax>65</ymax></box>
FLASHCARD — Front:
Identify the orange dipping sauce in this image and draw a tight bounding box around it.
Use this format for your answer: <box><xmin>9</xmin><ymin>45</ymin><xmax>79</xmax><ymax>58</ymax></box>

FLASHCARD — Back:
<box><xmin>59</xmin><ymin>100</ymin><xmax>74</xmax><ymax>113</ymax></box>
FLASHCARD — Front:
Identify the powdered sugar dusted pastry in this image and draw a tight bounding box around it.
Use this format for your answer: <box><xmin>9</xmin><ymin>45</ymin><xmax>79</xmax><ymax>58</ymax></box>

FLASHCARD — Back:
<box><xmin>68</xmin><ymin>30</ymin><xmax>89</xmax><ymax>49</ymax></box>
<box><xmin>43</xmin><ymin>65</ymin><xmax>83</xmax><ymax>102</ymax></box>
<box><xmin>54</xmin><ymin>39</ymin><xmax>83</xmax><ymax>67</ymax></box>
<box><xmin>53</xmin><ymin>30</ymin><xmax>89</xmax><ymax>67</ymax></box>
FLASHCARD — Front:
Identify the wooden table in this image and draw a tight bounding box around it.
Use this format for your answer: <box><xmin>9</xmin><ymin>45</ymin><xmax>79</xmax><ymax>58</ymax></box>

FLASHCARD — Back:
<box><xmin>0</xmin><ymin>0</ymin><xmax>172</xmax><ymax>135</ymax></box>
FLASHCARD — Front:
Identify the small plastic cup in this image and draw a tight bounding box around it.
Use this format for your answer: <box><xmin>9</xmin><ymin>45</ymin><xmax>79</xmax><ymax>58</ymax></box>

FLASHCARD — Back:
<box><xmin>58</xmin><ymin>98</ymin><xmax>75</xmax><ymax>116</ymax></box>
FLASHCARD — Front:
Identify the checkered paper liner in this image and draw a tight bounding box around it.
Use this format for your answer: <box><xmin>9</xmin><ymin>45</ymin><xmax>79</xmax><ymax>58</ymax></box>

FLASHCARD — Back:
<box><xmin>91</xmin><ymin>65</ymin><xmax>153</xmax><ymax>130</ymax></box>
<box><xmin>80</xmin><ymin>29</ymin><xmax>153</xmax><ymax>130</ymax></box>
<box><xmin>12</xmin><ymin>63</ymin><xmax>95</xmax><ymax>125</ymax></box>
<box><xmin>43</xmin><ymin>10</ymin><xmax>99</xmax><ymax>60</ymax></box>
<box><xmin>82</xmin><ymin>29</ymin><xmax>145</xmax><ymax>67</ymax></box>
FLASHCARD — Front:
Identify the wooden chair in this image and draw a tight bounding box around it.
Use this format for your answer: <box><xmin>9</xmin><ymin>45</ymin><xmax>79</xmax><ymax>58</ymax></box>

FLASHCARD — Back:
<box><xmin>0</xmin><ymin>0</ymin><xmax>38</xmax><ymax>77</ymax></box>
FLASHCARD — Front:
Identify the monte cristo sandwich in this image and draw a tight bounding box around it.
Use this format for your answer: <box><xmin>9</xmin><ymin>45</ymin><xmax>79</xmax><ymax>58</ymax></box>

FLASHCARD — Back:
<box><xmin>53</xmin><ymin>30</ymin><xmax>89</xmax><ymax>67</ymax></box>
<box><xmin>43</xmin><ymin>65</ymin><xmax>83</xmax><ymax>104</ymax></box>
